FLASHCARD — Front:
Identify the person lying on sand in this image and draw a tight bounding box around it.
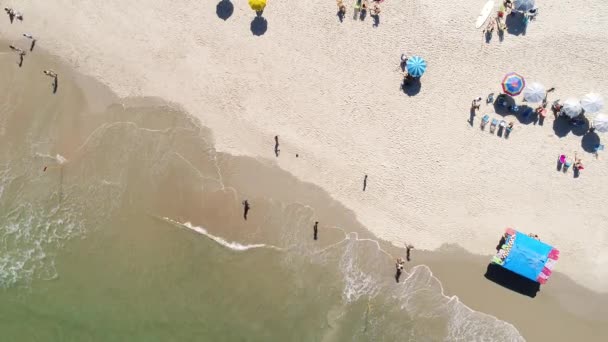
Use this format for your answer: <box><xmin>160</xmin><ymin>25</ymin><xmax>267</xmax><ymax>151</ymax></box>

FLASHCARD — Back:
<box><xmin>43</xmin><ymin>70</ymin><xmax>58</xmax><ymax>78</ymax></box>
<box><xmin>9</xmin><ymin>45</ymin><xmax>24</xmax><ymax>53</ymax></box>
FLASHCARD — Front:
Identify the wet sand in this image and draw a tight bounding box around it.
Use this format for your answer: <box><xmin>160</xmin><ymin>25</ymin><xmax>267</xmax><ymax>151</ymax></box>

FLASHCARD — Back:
<box><xmin>0</xmin><ymin>41</ymin><xmax>607</xmax><ymax>341</ymax></box>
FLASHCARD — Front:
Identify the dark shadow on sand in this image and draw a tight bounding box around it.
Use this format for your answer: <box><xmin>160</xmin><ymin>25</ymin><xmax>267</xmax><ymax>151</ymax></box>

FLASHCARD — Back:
<box><xmin>216</xmin><ymin>0</ymin><xmax>234</xmax><ymax>21</ymax></box>
<box><xmin>493</xmin><ymin>95</ymin><xmax>537</xmax><ymax>124</ymax></box>
<box><xmin>484</xmin><ymin>30</ymin><xmax>493</xmax><ymax>43</ymax></box>
<box><xmin>581</xmin><ymin>131</ymin><xmax>601</xmax><ymax>153</ymax></box>
<box><xmin>493</xmin><ymin>94</ymin><xmax>515</xmax><ymax>115</ymax></box>
<box><xmin>337</xmin><ymin>10</ymin><xmax>345</xmax><ymax>22</ymax></box>
<box><xmin>506</xmin><ymin>12</ymin><xmax>527</xmax><ymax>36</ymax></box>
<box><xmin>468</xmin><ymin>108</ymin><xmax>476</xmax><ymax>127</ymax></box>
<box><xmin>484</xmin><ymin>263</ymin><xmax>540</xmax><ymax>298</ymax></box>
<box><xmin>552</xmin><ymin>116</ymin><xmax>572</xmax><ymax>137</ymax></box>
<box><xmin>251</xmin><ymin>15</ymin><xmax>268</xmax><ymax>36</ymax></box>
<box><xmin>571</xmin><ymin>117</ymin><xmax>590</xmax><ymax>137</ymax></box>
<box><xmin>52</xmin><ymin>77</ymin><xmax>58</xmax><ymax>94</ymax></box>
<box><xmin>402</xmin><ymin>78</ymin><xmax>421</xmax><ymax>96</ymax></box>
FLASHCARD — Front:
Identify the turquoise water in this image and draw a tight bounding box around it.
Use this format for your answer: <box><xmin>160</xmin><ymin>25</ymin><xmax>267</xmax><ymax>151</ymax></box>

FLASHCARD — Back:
<box><xmin>0</xmin><ymin>53</ymin><xmax>524</xmax><ymax>341</ymax></box>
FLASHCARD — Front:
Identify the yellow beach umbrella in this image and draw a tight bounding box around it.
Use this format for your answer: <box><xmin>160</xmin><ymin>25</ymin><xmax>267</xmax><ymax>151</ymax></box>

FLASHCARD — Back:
<box><xmin>249</xmin><ymin>0</ymin><xmax>266</xmax><ymax>12</ymax></box>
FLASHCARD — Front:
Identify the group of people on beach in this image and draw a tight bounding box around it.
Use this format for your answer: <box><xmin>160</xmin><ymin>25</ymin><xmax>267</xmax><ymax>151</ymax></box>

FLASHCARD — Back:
<box><xmin>4</xmin><ymin>9</ymin><xmax>59</xmax><ymax>93</ymax></box>
<box><xmin>4</xmin><ymin>7</ymin><xmax>23</xmax><ymax>24</ymax></box>
<box><xmin>336</xmin><ymin>0</ymin><xmax>381</xmax><ymax>23</ymax></box>
<box><xmin>483</xmin><ymin>0</ymin><xmax>539</xmax><ymax>38</ymax></box>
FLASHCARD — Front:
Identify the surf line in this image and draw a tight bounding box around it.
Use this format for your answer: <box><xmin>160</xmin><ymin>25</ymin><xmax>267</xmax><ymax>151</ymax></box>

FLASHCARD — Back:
<box><xmin>156</xmin><ymin>216</ymin><xmax>285</xmax><ymax>252</ymax></box>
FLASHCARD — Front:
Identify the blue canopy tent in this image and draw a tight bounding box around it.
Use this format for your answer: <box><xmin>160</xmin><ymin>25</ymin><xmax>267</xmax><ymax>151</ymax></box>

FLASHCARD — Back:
<box><xmin>492</xmin><ymin>228</ymin><xmax>559</xmax><ymax>284</ymax></box>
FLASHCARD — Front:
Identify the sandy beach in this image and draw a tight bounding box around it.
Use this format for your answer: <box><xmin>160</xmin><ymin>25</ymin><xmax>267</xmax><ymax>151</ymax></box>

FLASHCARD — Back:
<box><xmin>2</xmin><ymin>0</ymin><xmax>606</xmax><ymax>293</ymax></box>
<box><xmin>1</xmin><ymin>0</ymin><xmax>608</xmax><ymax>340</ymax></box>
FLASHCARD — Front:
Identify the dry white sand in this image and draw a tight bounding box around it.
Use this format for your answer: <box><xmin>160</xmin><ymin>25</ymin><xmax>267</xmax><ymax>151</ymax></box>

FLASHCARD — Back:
<box><xmin>2</xmin><ymin>0</ymin><xmax>607</xmax><ymax>292</ymax></box>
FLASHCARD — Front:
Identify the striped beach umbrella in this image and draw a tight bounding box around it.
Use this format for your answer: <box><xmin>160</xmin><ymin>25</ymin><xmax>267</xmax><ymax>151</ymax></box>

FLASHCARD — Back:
<box><xmin>581</xmin><ymin>93</ymin><xmax>604</xmax><ymax>114</ymax></box>
<box><xmin>406</xmin><ymin>56</ymin><xmax>427</xmax><ymax>78</ymax></box>
<box><xmin>501</xmin><ymin>72</ymin><xmax>526</xmax><ymax>97</ymax></box>
<box><xmin>249</xmin><ymin>0</ymin><xmax>266</xmax><ymax>12</ymax></box>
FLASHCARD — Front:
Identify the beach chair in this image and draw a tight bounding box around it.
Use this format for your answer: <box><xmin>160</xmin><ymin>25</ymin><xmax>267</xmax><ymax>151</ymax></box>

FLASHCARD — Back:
<box><xmin>481</xmin><ymin>115</ymin><xmax>490</xmax><ymax>130</ymax></box>
<box><xmin>490</xmin><ymin>118</ymin><xmax>499</xmax><ymax>133</ymax></box>
<box><xmin>487</xmin><ymin>93</ymin><xmax>495</xmax><ymax>104</ymax></box>
<box><xmin>563</xmin><ymin>156</ymin><xmax>572</xmax><ymax>172</ymax></box>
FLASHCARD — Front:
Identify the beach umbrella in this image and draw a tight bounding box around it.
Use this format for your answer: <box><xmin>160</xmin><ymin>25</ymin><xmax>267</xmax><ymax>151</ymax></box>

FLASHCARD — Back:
<box><xmin>593</xmin><ymin>114</ymin><xmax>608</xmax><ymax>133</ymax></box>
<box><xmin>406</xmin><ymin>56</ymin><xmax>427</xmax><ymax>78</ymax></box>
<box><xmin>501</xmin><ymin>72</ymin><xmax>526</xmax><ymax>97</ymax></box>
<box><xmin>249</xmin><ymin>0</ymin><xmax>266</xmax><ymax>12</ymax></box>
<box><xmin>561</xmin><ymin>98</ymin><xmax>583</xmax><ymax>118</ymax></box>
<box><xmin>515</xmin><ymin>0</ymin><xmax>535</xmax><ymax>12</ymax></box>
<box><xmin>523</xmin><ymin>82</ymin><xmax>545</xmax><ymax>103</ymax></box>
<box><xmin>581</xmin><ymin>93</ymin><xmax>604</xmax><ymax>114</ymax></box>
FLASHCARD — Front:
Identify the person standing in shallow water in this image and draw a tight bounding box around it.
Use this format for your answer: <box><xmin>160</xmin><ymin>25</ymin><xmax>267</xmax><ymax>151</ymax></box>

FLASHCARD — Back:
<box><xmin>395</xmin><ymin>258</ymin><xmax>405</xmax><ymax>283</ymax></box>
<box><xmin>313</xmin><ymin>221</ymin><xmax>318</xmax><ymax>240</ymax></box>
<box><xmin>242</xmin><ymin>200</ymin><xmax>250</xmax><ymax>220</ymax></box>
<box><xmin>406</xmin><ymin>244</ymin><xmax>414</xmax><ymax>262</ymax></box>
<box><xmin>363</xmin><ymin>174</ymin><xmax>368</xmax><ymax>191</ymax></box>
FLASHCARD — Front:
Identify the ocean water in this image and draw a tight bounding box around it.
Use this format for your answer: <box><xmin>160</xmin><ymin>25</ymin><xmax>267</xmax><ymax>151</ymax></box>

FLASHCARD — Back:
<box><xmin>0</xmin><ymin>53</ymin><xmax>524</xmax><ymax>341</ymax></box>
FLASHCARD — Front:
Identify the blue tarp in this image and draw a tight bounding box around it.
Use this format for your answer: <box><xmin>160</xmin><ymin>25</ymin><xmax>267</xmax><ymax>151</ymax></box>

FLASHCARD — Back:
<box><xmin>501</xmin><ymin>231</ymin><xmax>553</xmax><ymax>282</ymax></box>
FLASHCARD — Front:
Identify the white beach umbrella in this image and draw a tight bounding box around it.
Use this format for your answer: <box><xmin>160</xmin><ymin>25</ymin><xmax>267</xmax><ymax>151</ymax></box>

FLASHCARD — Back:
<box><xmin>593</xmin><ymin>114</ymin><xmax>608</xmax><ymax>133</ymax></box>
<box><xmin>523</xmin><ymin>82</ymin><xmax>545</xmax><ymax>103</ymax></box>
<box><xmin>561</xmin><ymin>98</ymin><xmax>583</xmax><ymax>118</ymax></box>
<box><xmin>581</xmin><ymin>93</ymin><xmax>604</xmax><ymax>114</ymax></box>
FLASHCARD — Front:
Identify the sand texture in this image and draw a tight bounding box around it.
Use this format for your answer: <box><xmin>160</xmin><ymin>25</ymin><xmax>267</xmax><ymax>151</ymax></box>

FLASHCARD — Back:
<box><xmin>1</xmin><ymin>0</ymin><xmax>607</xmax><ymax>292</ymax></box>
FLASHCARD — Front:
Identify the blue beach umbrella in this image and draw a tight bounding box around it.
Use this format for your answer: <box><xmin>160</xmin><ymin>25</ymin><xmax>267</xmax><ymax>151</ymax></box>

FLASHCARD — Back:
<box><xmin>515</xmin><ymin>0</ymin><xmax>535</xmax><ymax>12</ymax></box>
<box><xmin>406</xmin><ymin>56</ymin><xmax>427</xmax><ymax>78</ymax></box>
<box><xmin>501</xmin><ymin>72</ymin><xmax>526</xmax><ymax>97</ymax></box>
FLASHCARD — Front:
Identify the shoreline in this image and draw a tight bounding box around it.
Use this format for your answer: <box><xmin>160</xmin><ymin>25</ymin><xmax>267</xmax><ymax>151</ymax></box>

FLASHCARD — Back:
<box><xmin>1</xmin><ymin>39</ymin><xmax>608</xmax><ymax>341</ymax></box>
<box><xmin>1</xmin><ymin>0</ymin><xmax>607</xmax><ymax>293</ymax></box>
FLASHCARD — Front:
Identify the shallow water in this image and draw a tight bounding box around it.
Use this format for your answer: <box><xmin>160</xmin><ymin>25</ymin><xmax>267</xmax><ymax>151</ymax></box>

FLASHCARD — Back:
<box><xmin>0</xmin><ymin>51</ymin><xmax>525</xmax><ymax>341</ymax></box>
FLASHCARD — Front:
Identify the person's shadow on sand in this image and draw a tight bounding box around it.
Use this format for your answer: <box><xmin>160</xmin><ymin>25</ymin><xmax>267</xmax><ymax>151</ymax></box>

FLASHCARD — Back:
<box><xmin>371</xmin><ymin>14</ymin><xmax>380</xmax><ymax>27</ymax></box>
<box><xmin>468</xmin><ymin>108</ymin><xmax>476</xmax><ymax>127</ymax></box>
<box><xmin>216</xmin><ymin>0</ymin><xmax>234</xmax><ymax>21</ymax></box>
<box><xmin>251</xmin><ymin>13</ymin><xmax>268</xmax><ymax>36</ymax></box>
<box><xmin>52</xmin><ymin>76</ymin><xmax>58</xmax><ymax>94</ymax></box>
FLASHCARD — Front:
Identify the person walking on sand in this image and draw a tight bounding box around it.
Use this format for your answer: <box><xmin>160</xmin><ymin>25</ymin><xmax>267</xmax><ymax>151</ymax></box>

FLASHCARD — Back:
<box><xmin>18</xmin><ymin>51</ymin><xmax>25</xmax><ymax>67</ymax></box>
<box><xmin>274</xmin><ymin>135</ymin><xmax>280</xmax><ymax>157</ymax></box>
<box><xmin>23</xmin><ymin>33</ymin><xmax>36</xmax><ymax>51</ymax></box>
<box><xmin>395</xmin><ymin>257</ymin><xmax>405</xmax><ymax>283</ymax></box>
<box><xmin>242</xmin><ymin>200</ymin><xmax>250</xmax><ymax>220</ymax></box>
<box><xmin>313</xmin><ymin>221</ymin><xmax>319</xmax><ymax>240</ymax></box>
<box><xmin>363</xmin><ymin>174</ymin><xmax>368</xmax><ymax>191</ymax></box>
